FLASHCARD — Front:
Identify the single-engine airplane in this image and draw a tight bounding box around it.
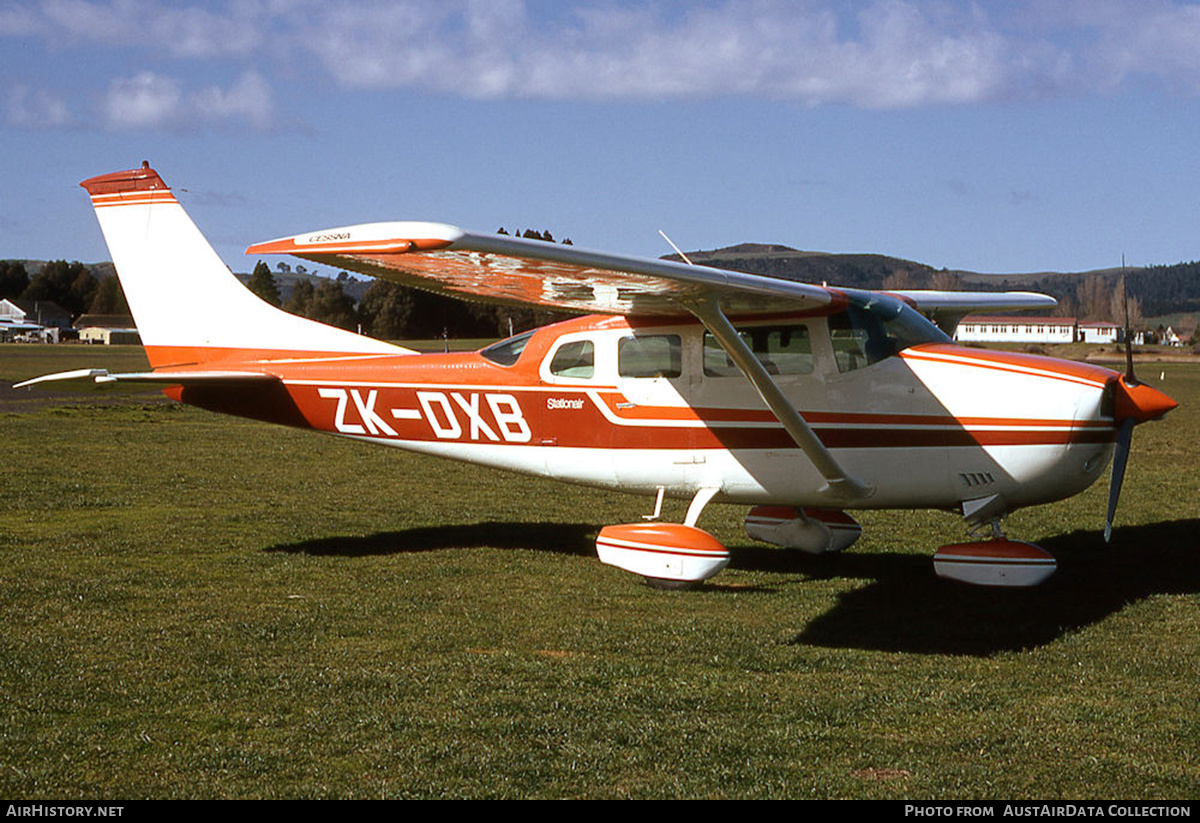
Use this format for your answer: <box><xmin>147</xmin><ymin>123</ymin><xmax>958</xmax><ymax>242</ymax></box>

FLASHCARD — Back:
<box><xmin>18</xmin><ymin>164</ymin><xmax>1177</xmax><ymax>588</ymax></box>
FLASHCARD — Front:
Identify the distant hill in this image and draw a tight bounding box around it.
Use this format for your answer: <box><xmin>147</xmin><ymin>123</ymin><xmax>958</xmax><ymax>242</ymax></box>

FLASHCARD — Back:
<box><xmin>671</xmin><ymin>243</ymin><xmax>941</xmax><ymax>291</ymax></box>
<box><xmin>13</xmin><ymin>260</ymin><xmax>116</xmax><ymax>280</ymax></box>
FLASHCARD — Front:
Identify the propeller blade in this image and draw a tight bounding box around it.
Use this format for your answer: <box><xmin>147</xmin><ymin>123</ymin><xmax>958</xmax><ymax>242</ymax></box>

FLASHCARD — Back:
<box><xmin>1105</xmin><ymin>417</ymin><xmax>1135</xmax><ymax>542</ymax></box>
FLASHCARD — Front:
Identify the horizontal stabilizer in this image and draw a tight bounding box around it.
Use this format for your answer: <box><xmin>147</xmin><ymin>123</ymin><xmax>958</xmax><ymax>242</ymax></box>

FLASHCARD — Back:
<box><xmin>15</xmin><ymin>369</ymin><xmax>280</xmax><ymax>390</ymax></box>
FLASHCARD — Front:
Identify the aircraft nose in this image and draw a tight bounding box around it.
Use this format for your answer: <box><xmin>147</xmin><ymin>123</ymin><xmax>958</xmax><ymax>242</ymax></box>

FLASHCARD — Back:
<box><xmin>1113</xmin><ymin>374</ymin><xmax>1178</xmax><ymax>424</ymax></box>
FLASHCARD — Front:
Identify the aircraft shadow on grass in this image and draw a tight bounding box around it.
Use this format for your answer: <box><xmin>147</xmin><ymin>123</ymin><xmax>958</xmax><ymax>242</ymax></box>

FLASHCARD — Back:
<box><xmin>266</xmin><ymin>518</ymin><xmax>1199</xmax><ymax>657</ymax></box>
<box><xmin>265</xmin><ymin>521</ymin><xmax>598</xmax><ymax>559</ymax></box>
<box><xmin>761</xmin><ymin>518</ymin><xmax>1200</xmax><ymax>655</ymax></box>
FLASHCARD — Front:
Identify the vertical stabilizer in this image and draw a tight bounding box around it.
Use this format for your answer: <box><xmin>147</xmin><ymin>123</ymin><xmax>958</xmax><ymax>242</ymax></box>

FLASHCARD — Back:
<box><xmin>81</xmin><ymin>163</ymin><xmax>410</xmax><ymax>368</ymax></box>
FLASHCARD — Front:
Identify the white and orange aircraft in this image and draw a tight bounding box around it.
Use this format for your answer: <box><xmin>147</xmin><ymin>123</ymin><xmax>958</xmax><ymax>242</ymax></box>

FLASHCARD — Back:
<box><xmin>18</xmin><ymin>164</ymin><xmax>1177</xmax><ymax>588</ymax></box>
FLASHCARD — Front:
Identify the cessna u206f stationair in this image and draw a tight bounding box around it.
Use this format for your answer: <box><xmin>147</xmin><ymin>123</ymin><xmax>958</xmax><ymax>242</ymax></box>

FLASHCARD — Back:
<box><xmin>19</xmin><ymin>164</ymin><xmax>1177</xmax><ymax>588</ymax></box>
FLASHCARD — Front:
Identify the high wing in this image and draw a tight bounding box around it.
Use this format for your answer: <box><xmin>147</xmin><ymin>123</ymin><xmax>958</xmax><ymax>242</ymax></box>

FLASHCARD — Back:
<box><xmin>248</xmin><ymin>223</ymin><xmax>835</xmax><ymax>317</ymax></box>
<box><xmin>887</xmin><ymin>289</ymin><xmax>1059</xmax><ymax>335</ymax></box>
<box><xmin>246</xmin><ymin>222</ymin><xmax>1056</xmax><ymax>320</ymax></box>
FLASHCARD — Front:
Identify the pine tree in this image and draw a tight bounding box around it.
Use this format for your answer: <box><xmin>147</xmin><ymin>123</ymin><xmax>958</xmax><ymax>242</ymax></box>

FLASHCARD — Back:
<box><xmin>247</xmin><ymin>260</ymin><xmax>281</xmax><ymax>307</ymax></box>
<box><xmin>358</xmin><ymin>280</ymin><xmax>414</xmax><ymax>340</ymax></box>
<box><xmin>307</xmin><ymin>279</ymin><xmax>357</xmax><ymax>330</ymax></box>
<box><xmin>284</xmin><ymin>279</ymin><xmax>314</xmax><ymax>317</ymax></box>
<box><xmin>0</xmin><ymin>261</ymin><xmax>30</xmax><ymax>300</ymax></box>
<box><xmin>88</xmin><ymin>274</ymin><xmax>130</xmax><ymax>315</ymax></box>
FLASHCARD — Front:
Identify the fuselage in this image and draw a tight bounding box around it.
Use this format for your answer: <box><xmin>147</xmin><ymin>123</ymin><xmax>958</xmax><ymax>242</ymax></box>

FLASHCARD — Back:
<box><xmin>165</xmin><ymin>310</ymin><xmax>1121</xmax><ymax>513</ymax></box>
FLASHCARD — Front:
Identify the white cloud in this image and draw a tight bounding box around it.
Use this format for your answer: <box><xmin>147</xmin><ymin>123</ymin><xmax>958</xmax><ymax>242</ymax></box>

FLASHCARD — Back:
<box><xmin>1100</xmin><ymin>3</ymin><xmax>1200</xmax><ymax>92</ymax></box>
<box><xmin>36</xmin><ymin>0</ymin><xmax>263</xmax><ymax>57</ymax></box>
<box><xmin>189</xmin><ymin>71</ymin><xmax>274</xmax><ymax>128</ymax></box>
<box><xmin>103</xmin><ymin>71</ymin><xmax>182</xmax><ymax>129</ymax></box>
<box><xmin>0</xmin><ymin>5</ymin><xmax>42</xmax><ymax>36</ymax></box>
<box><xmin>6</xmin><ymin>84</ymin><xmax>71</xmax><ymax>127</ymax></box>
<box><xmin>9</xmin><ymin>0</ymin><xmax>1200</xmax><ymax>115</ymax></box>
<box><xmin>281</xmin><ymin>0</ymin><xmax>1064</xmax><ymax>105</ymax></box>
<box><xmin>102</xmin><ymin>70</ymin><xmax>276</xmax><ymax>131</ymax></box>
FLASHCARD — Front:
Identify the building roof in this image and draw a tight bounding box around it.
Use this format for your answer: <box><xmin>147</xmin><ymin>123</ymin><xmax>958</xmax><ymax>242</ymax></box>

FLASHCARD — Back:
<box><xmin>959</xmin><ymin>315</ymin><xmax>1076</xmax><ymax>325</ymax></box>
<box><xmin>74</xmin><ymin>313</ymin><xmax>137</xmax><ymax>329</ymax></box>
<box><xmin>12</xmin><ymin>299</ymin><xmax>70</xmax><ymax>318</ymax></box>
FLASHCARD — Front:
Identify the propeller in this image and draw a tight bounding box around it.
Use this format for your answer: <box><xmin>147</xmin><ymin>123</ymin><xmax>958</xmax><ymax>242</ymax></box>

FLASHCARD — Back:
<box><xmin>1103</xmin><ymin>267</ymin><xmax>1177</xmax><ymax>541</ymax></box>
<box><xmin>1104</xmin><ymin>416</ymin><xmax>1134</xmax><ymax>542</ymax></box>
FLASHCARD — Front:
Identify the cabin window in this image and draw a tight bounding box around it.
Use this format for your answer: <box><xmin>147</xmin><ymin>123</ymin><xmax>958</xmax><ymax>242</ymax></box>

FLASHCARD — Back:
<box><xmin>548</xmin><ymin>340</ymin><xmax>595</xmax><ymax>378</ymax></box>
<box><xmin>480</xmin><ymin>330</ymin><xmax>534</xmax><ymax>366</ymax></box>
<box><xmin>703</xmin><ymin>324</ymin><xmax>812</xmax><ymax>376</ymax></box>
<box><xmin>618</xmin><ymin>334</ymin><xmax>682</xmax><ymax>378</ymax></box>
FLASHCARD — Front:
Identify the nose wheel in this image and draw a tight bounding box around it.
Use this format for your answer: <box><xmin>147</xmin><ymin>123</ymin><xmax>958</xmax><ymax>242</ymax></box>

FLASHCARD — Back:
<box><xmin>936</xmin><ymin>501</ymin><xmax>1056</xmax><ymax>587</ymax></box>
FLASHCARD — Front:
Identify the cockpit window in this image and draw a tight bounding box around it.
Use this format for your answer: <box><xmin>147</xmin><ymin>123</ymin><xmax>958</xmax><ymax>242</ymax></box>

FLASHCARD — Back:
<box><xmin>481</xmin><ymin>330</ymin><xmax>535</xmax><ymax>366</ymax></box>
<box><xmin>548</xmin><ymin>340</ymin><xmax>595</xmax><ymax>378</ymax></box>
<box><xmin>829</xmin><ymin>299</ymin><xmax>949</xmax><ymax>372</ymax></box>
<box><xmin>704</xmin><ymin>324</ymin><xmax>813</xmax><ymax>376</ymax></box>
<box><xmin>618</xmin><ymin>334</ymin><xmax>682</xmax><ymax>378</ymax></box>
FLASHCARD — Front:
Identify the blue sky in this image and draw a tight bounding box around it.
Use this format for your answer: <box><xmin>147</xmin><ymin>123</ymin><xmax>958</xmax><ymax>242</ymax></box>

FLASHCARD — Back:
<box><xmin>3</xmin><ymin>0</ymin><xmax>1200</xmax><ymax>276</ymax></box>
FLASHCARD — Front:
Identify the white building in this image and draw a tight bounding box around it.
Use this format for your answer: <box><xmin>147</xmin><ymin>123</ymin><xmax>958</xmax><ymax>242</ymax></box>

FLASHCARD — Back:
<box><xmin>1077</xmin><ymin>321</ymin><xmax>1121</xmax><ymax>344</ymax></box>
<box><xmin>0</xmin><ymin>298</ymin><xmax>60</xmax><ymax>342</ymax></box>
<box><xmin>954</xmin><ymin>316</ymin><xmax>1077</xmax><ymax>344</ymax></box>
<box><xmin>75</xmin><ymin>314</ymin><xmax>140</xmax><ymax>345</ymax></box>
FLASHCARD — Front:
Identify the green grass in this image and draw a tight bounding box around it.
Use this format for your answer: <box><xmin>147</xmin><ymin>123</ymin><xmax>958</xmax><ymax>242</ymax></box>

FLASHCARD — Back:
<box><xmin>0</xmin><ymin>344</ymin><xmax>1197</xmax><ymax>798</ymax></box>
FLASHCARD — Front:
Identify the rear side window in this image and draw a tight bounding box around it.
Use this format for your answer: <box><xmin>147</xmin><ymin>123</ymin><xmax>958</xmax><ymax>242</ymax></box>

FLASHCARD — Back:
<box><xmin>618</xmin><ymin>334</ymin><xmax>681</xmax><ymax>378</ymax></box>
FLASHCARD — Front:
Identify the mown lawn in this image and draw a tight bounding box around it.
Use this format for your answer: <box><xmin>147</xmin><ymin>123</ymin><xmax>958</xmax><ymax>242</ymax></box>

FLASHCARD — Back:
<box><xmin>0</xmin><ymin>344</ymin><xmax>1196</xmax><ymax>799</ymax></box>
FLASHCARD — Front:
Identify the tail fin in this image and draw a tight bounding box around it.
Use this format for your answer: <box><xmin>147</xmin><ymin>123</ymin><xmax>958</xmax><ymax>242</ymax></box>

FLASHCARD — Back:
<box><xmin>81</xmin><ymin>163</ymin><xmax>410</xmax><ymax>369</ymax></box>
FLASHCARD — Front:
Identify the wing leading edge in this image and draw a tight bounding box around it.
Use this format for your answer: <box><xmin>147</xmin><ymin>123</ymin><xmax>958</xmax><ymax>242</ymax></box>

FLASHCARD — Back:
<box><xmin>247</xmin><ymin>222</ymin><xmax>1057</xmax><ymax>322</ymax></box>
<box><xmin>247</xmin><ymin>223</ymin><xmax>838</xmax><ymax>317</ymax></box>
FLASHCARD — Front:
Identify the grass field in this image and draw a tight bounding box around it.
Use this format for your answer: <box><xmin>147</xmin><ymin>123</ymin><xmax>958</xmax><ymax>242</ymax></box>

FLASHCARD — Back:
<box><xmin>1</xmin><ymin>343</ymin><xmax>1197</xmax><ymax>799</ymax></box>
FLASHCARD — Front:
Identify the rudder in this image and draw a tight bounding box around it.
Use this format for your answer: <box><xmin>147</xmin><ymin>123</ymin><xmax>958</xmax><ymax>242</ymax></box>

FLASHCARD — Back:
<box><xmin>82</xmin><ymin>163</ymin><xmax>409</xmax><ymax>368</ymax></box>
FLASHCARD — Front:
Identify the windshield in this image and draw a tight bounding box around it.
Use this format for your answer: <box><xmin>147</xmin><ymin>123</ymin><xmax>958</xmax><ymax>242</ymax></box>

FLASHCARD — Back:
<box><xmin>480</xmin><ymin>330</ymin><xmax>535</xmax><ymax>366</ymax></box>
<box><xmin>828</xmin><ymin>299</ymin><xmax>949</xmax><ymax>372</ymax></box>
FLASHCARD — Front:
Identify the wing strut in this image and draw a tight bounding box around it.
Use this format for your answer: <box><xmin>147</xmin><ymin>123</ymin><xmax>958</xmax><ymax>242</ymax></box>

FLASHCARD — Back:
<box><xmin>687</xmin><ymin>297</ymin><xmax>873</xmax><ymax>503</ymax></box>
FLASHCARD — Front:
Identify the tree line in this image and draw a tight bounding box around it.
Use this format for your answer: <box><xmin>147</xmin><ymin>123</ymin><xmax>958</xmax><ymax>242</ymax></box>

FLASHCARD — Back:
<box><xmin>13</xmin><ymin>239</ymin><xmax>1198</xmax><ymax>343</ymax></box>
<box><xmin>247</xmin><ymin>260</ymin><xmax>573</xmax><ymax>341</ymax></box>
<box><xmin>244</xmin><ymin>224</ymin><xmax>576</xmax><ymax>340</ymax></box>
<box><xmin>1</xmin><ymin>257</ymin><xmax>570</xmax><ymax>342</ymax></box>
<box><xmin>1</xmin><ymin>226</ymin><xmax>577</xmax><ymax>341</ymax></box>
<box><xmin>0</xmin><ymin>260</ymin><xmax>130</xmax><ymax>316</ymax></box>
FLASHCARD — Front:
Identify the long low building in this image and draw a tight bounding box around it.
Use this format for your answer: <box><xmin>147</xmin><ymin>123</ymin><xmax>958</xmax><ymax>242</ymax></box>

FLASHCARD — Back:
<box><xmin>954</xmin><ymin>316</ymin><xmax>1079</xmax><ymax>344</ymax></box>
<box><xmin>954</xmin><ymin>316</ymin><xmax>1126</xmax><ymax>345</ymax></box>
